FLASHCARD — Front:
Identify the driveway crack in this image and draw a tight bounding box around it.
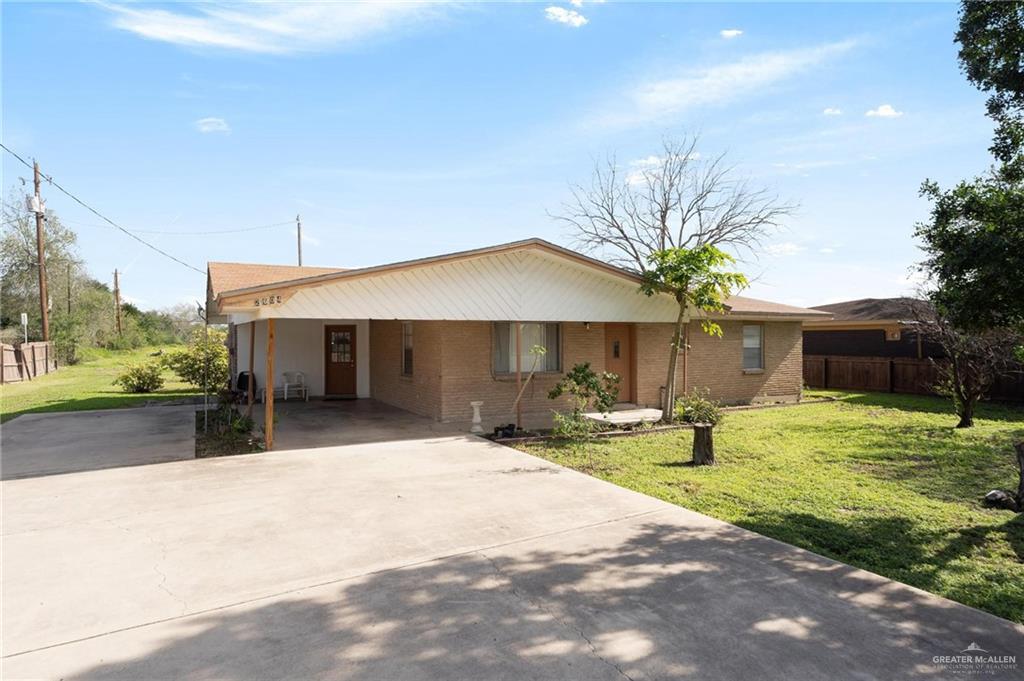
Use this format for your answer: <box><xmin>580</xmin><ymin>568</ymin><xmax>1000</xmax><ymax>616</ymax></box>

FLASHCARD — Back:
<box><xmin>104</xmin><ymin>519</ymin><xmax>189</xmax><ymax>615</ymax></box>
<box><xmin>477</xmin><ymin>550</ymin><xmax>636</xmax><ymax>681</ymax></box>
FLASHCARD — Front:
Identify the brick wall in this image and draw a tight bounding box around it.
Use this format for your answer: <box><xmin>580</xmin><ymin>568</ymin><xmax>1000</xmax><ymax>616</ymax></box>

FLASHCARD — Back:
<box><xmin>370</xmin><ymin>318</ymin><xmax>803</xmax><ymax>429</ymax></box>
<box><xmin>369</xmin><ymin>320</ymin><xmax>444</xmax><ymax>419</ymax></box>
<box><xmin>685</xmin><ymin>320</ymin><xmax>803</xmax><ymax>403</ymax></box>
<box><xmin>438</xmin><ymin>321</ymin><xmax>605</xmax><ymax>429</ymax></box>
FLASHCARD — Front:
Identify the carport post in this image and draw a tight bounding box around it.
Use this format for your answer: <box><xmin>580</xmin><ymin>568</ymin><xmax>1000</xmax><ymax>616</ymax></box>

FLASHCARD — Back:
<box><xmin>246</xmin><ymin>321</ymin><xmax>255</xmax><ymax>418</ymax></box>
<box><xmin>515</xmin><ymin>322</ymin><xmax>522</xmax><ymax>430</ymax></box>
<box><xmin>265</xmin><ymin>318</ymin><xmax>275</xmax><ymax>450</ymax></box>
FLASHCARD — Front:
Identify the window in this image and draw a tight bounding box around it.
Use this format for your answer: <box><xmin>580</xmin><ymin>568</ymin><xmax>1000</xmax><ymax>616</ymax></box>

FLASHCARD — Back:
<box><xmin>401</xmin><ymin>322</ymin><xmax>413</xmax><ymax>376</ymax></box>
<box><xmin>329</xmin><ymin>329</ymin><xmax>352</xmax><ymax>363</ymax></box>
<box><xmin>492</xmin><ymin>322</ymin><xmax>560</xmax><ymax>373</ymax></box>
<box><xmin>742</xmin><ymin>324</ymin><xmax>763</xmax><ymax>370</ymax></box>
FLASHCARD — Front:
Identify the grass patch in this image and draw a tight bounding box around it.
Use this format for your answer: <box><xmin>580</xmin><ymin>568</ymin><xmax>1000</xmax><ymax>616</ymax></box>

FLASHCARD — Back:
<box><xmin>0</xmin><ymin>345</ymin><xmax>200</xmax><ymax>423</ymax></box>
<box><xmin>517</xmin><ymin>391</ymin><xmax>1024</xmax><ymax>623</ymax></box>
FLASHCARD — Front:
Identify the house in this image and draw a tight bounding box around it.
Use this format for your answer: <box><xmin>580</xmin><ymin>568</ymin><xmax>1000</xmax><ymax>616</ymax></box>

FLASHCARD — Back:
<box><xmin>803</xmin><ymin>297</ymin><xmax>941</xmax><ymax>360</ymax></box>
<box><xmin>207</xmin><ymin>238</ymin><xmax>828</xmax><ymax>445</ymax></box>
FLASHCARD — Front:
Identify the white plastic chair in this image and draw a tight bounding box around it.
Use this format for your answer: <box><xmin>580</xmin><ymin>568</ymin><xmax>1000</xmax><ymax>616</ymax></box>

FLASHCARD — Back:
<box><xmin>283</xmin><ymin>371</ymin><xmax>308</xmax><ymax>401</ymax></box>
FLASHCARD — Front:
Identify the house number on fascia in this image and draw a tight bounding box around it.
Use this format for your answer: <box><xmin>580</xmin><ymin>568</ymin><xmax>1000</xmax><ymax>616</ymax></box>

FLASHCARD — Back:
<box><xmin>254</xmin><ymin>295</ymin><xmax>283</xmax><ymax>307</ymax></box>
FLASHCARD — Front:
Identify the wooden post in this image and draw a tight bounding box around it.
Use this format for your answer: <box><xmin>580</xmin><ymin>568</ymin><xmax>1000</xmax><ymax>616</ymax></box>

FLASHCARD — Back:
<box><xmin>247</xmin><ymin>321</ymin><xmax>255</xmax><ymax>417</ymax></box>
<box><xmin>264</xmin><ymin>318</ymin><xmax>275</xmax><ymax>450</ymax></box>
<box><xmin>34</xmin><ymin>162</ymin><xmax>50</xmax><ymax>341</ymax></box>
<box><xmin>113</xmin><ymin>270</ymin><xmax>123</xmax><ymax>336</ymax></box>
<box><xmin>515</xmin><ymin>322</ymin><xmax>522</xmax><ymax>431</ymax></box>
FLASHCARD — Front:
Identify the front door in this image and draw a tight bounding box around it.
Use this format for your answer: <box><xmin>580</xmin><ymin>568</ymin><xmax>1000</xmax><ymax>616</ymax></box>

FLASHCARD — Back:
<box><xmin>604</xmin><ymin>323</ymin><xmax>634</xmax><ymax>403</ymax></box>
<box><xmin>325</xmin><ymin>325</ymin><xmax>357</xmax><ymax>396</ymax></box>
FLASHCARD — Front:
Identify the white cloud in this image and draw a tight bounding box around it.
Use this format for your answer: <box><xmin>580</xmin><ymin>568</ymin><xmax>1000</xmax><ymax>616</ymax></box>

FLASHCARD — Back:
<box><xmin>195</xmin><ymin>117</ymin><xmax>230</xmax><ymax>134</ymax></box>
<box><xmin>569</xmin><ymin>0</ymin><xmax>583</xmax><ymax>6</ymax></box>
<box><xmin>301</xmin><ymin>231</ymin><xmax>321</xmax><ymax>247</ymax></box>
<box><xmin>545</xmin><ymin>6</ymin><xmax>588</xmax><ymax>28</ymax></box>
<box><xmin>764</xmin><ymin>242</ymin><xmax>807</xmax><ymax>257</ymax></box>
<box><xmin>96</xmin><ymin>1</ymin><xmax>453</xmax><ymax>54</ymax></box>
<box><xmin>865</xmin><ymin>104</ymin><xmax>903</xmax><ymax>118</ymax></box>
<box><xmin>593</xmin><ymin>40</ymin><xmax>856</xmax><ymax>129</ymax></box>
<box><xmin>720</xmin><ymin>29</ymin><xmax>743</xmax><ymax>39</ymax></box>
<box><xmin>822</xmin><ymin>107</ymin><xmax>842</xmax><ymax>116</ymax></box>
<box><xmin>818</xmin><ymin>247</ymin><xmax>836</xmax><ymax>254</ymax></box>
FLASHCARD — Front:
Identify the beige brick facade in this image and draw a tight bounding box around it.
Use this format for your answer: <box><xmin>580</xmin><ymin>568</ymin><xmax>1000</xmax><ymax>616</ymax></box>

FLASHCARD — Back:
<box><xmin>370</xmin><ymin>319</ymin><xmax>803</xmax><ymax>430</ymax></box>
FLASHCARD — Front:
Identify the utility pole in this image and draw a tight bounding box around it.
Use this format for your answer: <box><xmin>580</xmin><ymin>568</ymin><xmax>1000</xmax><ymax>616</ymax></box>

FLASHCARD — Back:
<box><xmin>66</xmin><ymin>263</ymin><xmax>72</xmax><ymax>315</ymax></box>
<box><xmin>113</xmin><ymin>269</ymin><xmax>123</xmax><ymax>336</ymax></box>
<box><xmin>296</xmin><ymin>214</ymin><xmax>303</xmax><ymax>266</ymax></box>
<box><xmin>33</xmin><ymin>161</ymin><xmax>50</xmax><ymax>341</ymax></box>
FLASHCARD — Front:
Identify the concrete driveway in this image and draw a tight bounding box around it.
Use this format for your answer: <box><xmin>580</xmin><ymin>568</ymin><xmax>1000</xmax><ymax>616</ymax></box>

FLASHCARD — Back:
<box><xmin>0</xmin><ymin>405</ymin><xmax>196</xmax><ymax>480</ymax></box>
<box><xmin>3</xmin><ymin>435</ymin><xmax>1022</xmax><ymax>680</ymax></box>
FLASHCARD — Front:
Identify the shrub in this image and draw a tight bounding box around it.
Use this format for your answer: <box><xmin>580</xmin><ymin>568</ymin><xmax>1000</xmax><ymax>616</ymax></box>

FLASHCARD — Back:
<box><xmin>552</xmin><ymin>410</ymin><xmax>596</xmax><ymax>440</ymax></box>
<box><xmin>674</xmin><ymin>388</ymin><xmax>723</xmax><ymax>425</ymax></box>
<box><xmin>163</xmin><ymin>327</ymin><xmax>229</xmax><ymax>390</ymax></box>
<box><xmin>548</xmin><ymin>362</ymin><xmax>620</xmax><ymax>415</ymax></box>
<box><xmin>114</xmin><ymin>361</ymin><xmax>165</xmax><ymax>393</ymax></box>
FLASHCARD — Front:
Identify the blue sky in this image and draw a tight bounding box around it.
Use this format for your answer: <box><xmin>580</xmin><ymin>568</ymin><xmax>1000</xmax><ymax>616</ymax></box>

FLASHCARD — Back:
<box><xmin>2</xmin><ymin>1</ymin><xmax>994</xmax><ymax>310</ymax></box>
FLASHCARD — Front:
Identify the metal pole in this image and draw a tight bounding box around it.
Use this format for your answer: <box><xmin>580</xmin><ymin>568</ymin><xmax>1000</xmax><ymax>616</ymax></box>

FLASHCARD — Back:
<box><xmin>296</xmin><ymin>214</ymin><xmax>302</xmax><ymax>266</ymax></box>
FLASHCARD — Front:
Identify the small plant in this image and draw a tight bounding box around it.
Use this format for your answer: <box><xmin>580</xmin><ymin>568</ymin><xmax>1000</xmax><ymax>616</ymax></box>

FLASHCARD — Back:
<box><xmin>113</xmin><ymin>361</ymin><xmax>165</xmax><ymax>393</ymax></box>
<box><xmin>551</xmin><ymin>410</ymin><xmax>595</xmax><ymax>440</ymax></box>
<box><xmin>548</xmin><ymin>362</ymin><xmax>620</xmax><ymax>416</ymax></box>
<box><xmin>673</xmin><ymin>388</ymin><xmax>723</xmax><ymax>425</ymax></box>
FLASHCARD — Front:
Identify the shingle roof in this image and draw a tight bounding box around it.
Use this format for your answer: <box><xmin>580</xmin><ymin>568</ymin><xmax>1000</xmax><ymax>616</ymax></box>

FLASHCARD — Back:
<box><xmin>723</xmin><ymin>295</ymin><xmax>830</xmax><ymax>318</ymax></box>
<box><xmin>207</xmin><ymin>262</ymin><xmax>346</xmax><ymax>300</ymax></box>
<box><xmin>810</xmin><ymin>297</ymin><xmax>931</xmax><ymax>322</ymax></box>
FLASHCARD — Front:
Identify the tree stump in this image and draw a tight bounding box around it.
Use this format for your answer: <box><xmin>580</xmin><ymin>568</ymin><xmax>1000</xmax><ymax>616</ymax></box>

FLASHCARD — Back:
<box><xmin>692</xmin><ymin>424</ymin><xmax>715</xmax><ymax>466</ymax></box>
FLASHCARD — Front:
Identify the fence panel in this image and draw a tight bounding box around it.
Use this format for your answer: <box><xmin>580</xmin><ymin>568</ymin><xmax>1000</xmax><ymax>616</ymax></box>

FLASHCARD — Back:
<box><xmin>0</xmin><ymin>342</ymin><xmax>57</xmax><ymax>383</ymax></box>
<box><xmin>804</xmin><ymin>354</ymin><xmax>1022</xmax><ymax>401</ymax></box>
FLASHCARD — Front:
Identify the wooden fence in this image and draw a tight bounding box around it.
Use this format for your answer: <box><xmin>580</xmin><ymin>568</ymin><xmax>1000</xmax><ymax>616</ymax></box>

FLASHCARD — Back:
<box><xmin>803</xmin><ymin>354</ymin><xmax>1024</xmax><ymax>401</ymax></box>
<box><xmin>1</xmin><ymin>342</ymin><xmax>57</xmax><ymax>384</ymax></box>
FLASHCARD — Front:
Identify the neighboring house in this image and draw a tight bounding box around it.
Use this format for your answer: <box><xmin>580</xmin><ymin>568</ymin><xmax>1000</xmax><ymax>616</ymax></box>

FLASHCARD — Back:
<box><xmin>803</xmin><ymin>297</ymin><xmax>942</xmax><ymax>360</ymax></box>
<box><xmin>207</xmin><ymin>238</ymin><xmax>827</xmax><ymax>431</ymax></box>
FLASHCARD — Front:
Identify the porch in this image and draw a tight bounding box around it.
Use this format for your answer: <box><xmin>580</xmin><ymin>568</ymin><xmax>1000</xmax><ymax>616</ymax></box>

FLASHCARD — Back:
<box><xmin>250</xmin><ymin>398</ymin><xmax>461</xmax><ymax>451</ymax></box>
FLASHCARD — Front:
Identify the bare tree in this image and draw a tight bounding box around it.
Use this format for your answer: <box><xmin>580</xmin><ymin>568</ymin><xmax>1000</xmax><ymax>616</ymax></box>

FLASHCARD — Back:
<box><xmin>554</xmin><ymin>136</ymin><xmax>794</xmax><ymax>273</ymax></box>
<box><xmin>920</xmin><ymin>311</ymin><xmax>1021</xmax><ymax>429</ymax></box>
<box><xmin>554</xmin><ymin>135</ymin><xmax>794</xmax><ymax>416</ymax></box>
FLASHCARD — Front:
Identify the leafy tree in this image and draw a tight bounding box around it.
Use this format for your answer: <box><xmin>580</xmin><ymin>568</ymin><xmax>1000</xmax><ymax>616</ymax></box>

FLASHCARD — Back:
<box><xmin>915</xmin><ymin>178</ymin><xmax>1024</xmax><ymax>331</ymax></box>
<box><xmin>917</xmin><ymin>2</ymin><xmax>1024</xmax><ymax>333</ymax></box>
<box><xmin>956</xmin><ymin>1</ymin><xmax>1024</xmax><ymax>183</ymax></box>
<box><xmin>639</xmin><ymin>245</ymin><xmax>748</xmax><ymax>423</ymax></box>
<box><xmin>1</xmin><ymin>192</ymin><xmax>81</xmax><ymax>337</ymax></box>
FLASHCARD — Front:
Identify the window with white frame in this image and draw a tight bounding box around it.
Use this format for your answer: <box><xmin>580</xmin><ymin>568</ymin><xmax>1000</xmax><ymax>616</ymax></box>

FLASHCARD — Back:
<box><xmin>742</xmin><ymin>324</ymin><xmax>764</xmax><ymax>370</ymax></box>
<box><xmin>492</xmin><ymin>322</ymin><xmax>560</xmax><ymax>373</ymax></box>
<box><xmin>401</xmin><ymin>321</ymin><xmax>413</xmax><ymax>376</ymax></box>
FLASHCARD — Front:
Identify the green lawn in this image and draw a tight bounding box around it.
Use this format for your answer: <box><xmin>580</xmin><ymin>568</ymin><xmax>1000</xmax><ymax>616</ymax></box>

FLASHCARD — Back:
<box><xmin>517</xmin><ymin>391</ymin><xmax>1024</xmax><ymax>623</ymax></box>
<box><xmin>0</xmin><ymin>346</ymin><xmax>200</xmax><ymax>423</ymax></box>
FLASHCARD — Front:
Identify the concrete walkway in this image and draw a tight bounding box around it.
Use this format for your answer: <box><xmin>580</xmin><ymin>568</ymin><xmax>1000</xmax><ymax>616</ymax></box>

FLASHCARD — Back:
<box><xmin>3</xmin><ymin>436</ymin><xmax>1022</xmax><ymax>680</ymax></box>
<box><xmin>0</xmin><ymin>405</ymin><xmax>196</xmax><ymax>480</ymax></box>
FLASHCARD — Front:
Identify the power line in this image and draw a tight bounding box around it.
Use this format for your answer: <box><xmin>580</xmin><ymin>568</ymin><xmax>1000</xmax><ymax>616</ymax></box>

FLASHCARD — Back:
<box><xmin>57</xmin><ymin>217</ymin><xmax>296</xmax><ymax>236</ymax></box>
<box><xmin>1</xmin><ymin>143</ymin><xmax>206</xmax><ymax>275</ymax></box>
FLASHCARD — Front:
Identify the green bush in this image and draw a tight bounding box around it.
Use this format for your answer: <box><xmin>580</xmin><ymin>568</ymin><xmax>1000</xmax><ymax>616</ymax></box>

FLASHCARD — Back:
<box><xmin>674</xmin><ymin>388</ymin><xmax>723</xmax><ymax>425</ymax></box>
<box><xmin>548</xmin><ymin>362</ymin><xmax>620</xmax><ymax>415</ymax></box>
<box><xmin>163</xmin><ymin>327</ymin><xmax>229</xmax><ymax>390</ymax></box>
<box><xmin>113</xmin><ymin>361</ymin><xmax>165</xmax><ymax>393</ymax></box>
<box><xmin>551</xmin><ymin>410</ymin><xmax>596</xmax><ymax>440</ymax></box>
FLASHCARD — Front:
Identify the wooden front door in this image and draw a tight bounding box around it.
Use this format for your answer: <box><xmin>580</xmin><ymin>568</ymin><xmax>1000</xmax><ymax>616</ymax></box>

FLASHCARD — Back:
<box><xmin>325</xmin><ymin>325</ymin><xmax>357</xmax><ymax>396</ymax></box>
<box><xmin>605</xmin><ymin>323</ymin><xmax>634</xmax><ymax>403</ymax></box>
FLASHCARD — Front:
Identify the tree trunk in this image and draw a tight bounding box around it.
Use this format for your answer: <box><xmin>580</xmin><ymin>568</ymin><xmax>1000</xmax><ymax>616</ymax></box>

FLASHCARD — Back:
<box><xmin>662</xmin><ymin>300</ymin><xmax>686</xmax><ymax>424</ymax></box>
<box><xmin>692</xmin><ymin>424</ymin><xmax>715</xmax><ymax>465</ymax></box>
<box><xmin>956</xmin><ymin>397</ymin><xmax>975</xmax><ymax>428</ymax></box>
<box><xmin>1015</xmin><ymin>442</ymin><xmax>1024</xmax><ymax>509</ymax></box>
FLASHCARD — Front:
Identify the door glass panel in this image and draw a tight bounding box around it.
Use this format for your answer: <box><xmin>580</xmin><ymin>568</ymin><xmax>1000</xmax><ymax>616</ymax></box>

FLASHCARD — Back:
<box><xmin>330</xmin><ymin>331</ymin><xmax>352</xmax><ymax>363</ymax></box>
